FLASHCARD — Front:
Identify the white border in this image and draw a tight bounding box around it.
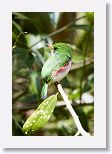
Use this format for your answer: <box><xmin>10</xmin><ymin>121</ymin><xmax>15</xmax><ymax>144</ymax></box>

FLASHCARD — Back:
<box><xmin>0</xmin><ymin>0</ymin><xmax>106</xmax><ymax>148</ymax></box>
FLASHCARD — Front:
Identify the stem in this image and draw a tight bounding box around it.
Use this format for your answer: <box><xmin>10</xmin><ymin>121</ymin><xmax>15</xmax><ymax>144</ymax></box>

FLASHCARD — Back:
<box><xmin>12</xmin><ymin>32</ymin><xmax>27</xmax><ymax>49</ymax></box>
<box><xmin>74</xmin><ymin>131</ymin><xmax>80</xmax><ymax>136</ymax></box>
<box><xmin>57</xmin><ymin>84</ymin><xmax>90</xmax><ymax>136</ymax></box>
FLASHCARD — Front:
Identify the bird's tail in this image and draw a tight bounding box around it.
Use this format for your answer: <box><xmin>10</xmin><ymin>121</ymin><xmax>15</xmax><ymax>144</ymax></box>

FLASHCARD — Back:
<box><xmin>41</xmin><ymin>82</ymin><xmax>48</xmax><ymax>99</ymax></box>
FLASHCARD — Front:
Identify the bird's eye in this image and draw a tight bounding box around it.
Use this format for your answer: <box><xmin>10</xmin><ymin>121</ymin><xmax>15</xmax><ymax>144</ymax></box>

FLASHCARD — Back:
<box><xmin>53</xmin><ymin>46</ymin><xmax>57</xmax><ymax>50</ymax></box>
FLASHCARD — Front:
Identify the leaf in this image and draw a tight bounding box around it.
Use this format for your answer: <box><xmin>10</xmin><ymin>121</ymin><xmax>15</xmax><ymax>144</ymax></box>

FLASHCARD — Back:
<box><xmin>23</xmin><ymin>93</ymin><xmax>58</xmax><ymax>135</ymax></box>
<box><xmin>13</xmin><ymin>12</ymin><xmax>53</xmax><ymax>34</ymax></box>
<box><xmin>72</xmin><ymin>53</ymin><xmax>84</xmax><ymax>63</ymax></box>
<box><xmin>13</xmin><ymin>12</ymin><xmax>31</xmax><ymax>20</ymax></box>
<box><xmin>12</xmin><ymin>20</ymin><xmax>22</xmax><ymax>32</ymax></box>
<box><xmin>29</xmin><ymin>71</ymin><xmax>41</xmax><ymax>96</ymax></box>
<box><xmin>69</xmin><ymin>88</ymin><xmax>80</xmax><ymax>101</ymax></box>
<box><xmin>85</xmin><ymin>12</ymin><xmax>94</xmax><ymax>24</ymax></box>
<box><xmin>13</xmin><ymin>47</ymin><xmax>35</xmax><ymax>69</ymax></box>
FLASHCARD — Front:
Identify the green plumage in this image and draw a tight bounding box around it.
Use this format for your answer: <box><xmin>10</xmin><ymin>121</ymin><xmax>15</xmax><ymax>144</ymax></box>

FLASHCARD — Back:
<box><xmin>41</xmin><ymin>82</ymin><xmax>48</xmax><ymax>99</ymax></box>
<box><xmin>53</xmin><ymin>43</ymin><xmax>72</xmax><ymax>58</ymax></box>
<box><xmin>41</xmin><ymin>43</ymin><xmax>72</xmax><ymax>99</ymax></box>
<box><xmin>41</xmin><ymin>53</ymin><xmax>70</xmax><ymax>82</ymax></box>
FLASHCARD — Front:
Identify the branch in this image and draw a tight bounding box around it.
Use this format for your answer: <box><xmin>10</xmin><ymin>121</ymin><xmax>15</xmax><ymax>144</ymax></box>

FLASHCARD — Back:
<box><xmin>70</xmin><ymin>58</ymin><xmax>94</xmax><ymax>71</ymax></box>
<box><xmin>57</xmin><ymin>84</ymin><xmax>90</xmax><ymax>136</ymax></box>
<box><xmin>12</xmin><ymin>100</ymin><xmax>93</xmax><ymax>110</ymax></box>
<box><xmin>29</xmin><ymin>16</ymin><xmax>86</xmax><ymax>49</ymax></box>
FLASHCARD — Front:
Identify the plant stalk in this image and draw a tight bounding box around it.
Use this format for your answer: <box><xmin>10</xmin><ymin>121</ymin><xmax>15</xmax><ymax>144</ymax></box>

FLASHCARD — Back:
<box><xmin>57</xmin><ymin>84</ymin><xmax>90</xmax><ymax>136</ymax></box>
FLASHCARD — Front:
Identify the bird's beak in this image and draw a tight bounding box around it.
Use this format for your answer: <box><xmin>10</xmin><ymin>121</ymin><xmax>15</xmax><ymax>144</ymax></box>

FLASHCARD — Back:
<box><xmin>46</xmin><ymin>44</ymin><xmax>54</xmax><ymax>50</ymax></box>
<box><xmin>46</xmin><ymin>44</ymin><xmax>55</xmax><ymax>56</ymax></box>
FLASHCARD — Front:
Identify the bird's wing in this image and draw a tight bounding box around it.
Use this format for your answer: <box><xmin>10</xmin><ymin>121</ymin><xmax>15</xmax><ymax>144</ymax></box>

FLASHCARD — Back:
<box><xmin>41</xmin><ymin>54</ymin><xmax>69</xmax><ymax>81</ymax></box>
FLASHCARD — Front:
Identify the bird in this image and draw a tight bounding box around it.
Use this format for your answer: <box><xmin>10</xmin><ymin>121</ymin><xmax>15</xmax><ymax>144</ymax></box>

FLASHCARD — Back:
<box><xmin>41</xmin><ymin>43</ymin><xmax>72</xmax><ymax>99</ymax></box>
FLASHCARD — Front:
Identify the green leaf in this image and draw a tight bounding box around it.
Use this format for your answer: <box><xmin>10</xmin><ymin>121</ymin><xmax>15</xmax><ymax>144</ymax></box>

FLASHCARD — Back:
<box><xmin>12</xmin><ymin>20</ymin><xmax>22</xmax><ymax>32</ymax></box>
<box><xmin>69</xmin><ymin>88</ymin><xmax>80</xmax><ymax>101</ymax></box>
<box><xmin>23</xmin><ymin>93</ymin><xmax>58</xmax><ymax>135</ymax></box>
<box><xmin>13</xmin><ymin>12</ymin><xmax>31</xmax><ymax>20</ymax></box>
<box><xmin>13</xmin><ymin>47</ymin><xmax>34</xmax><ymax>69</ymax></box>
<box><xmin>29</xmin><ymin>71</ymin><xmax>41</xmax><ymax>96</ymax></box>
<box><xmin>85</xmin><ymin>12</ymin><xmax>94</xmax><ymax>24</ymax></box>
<box><xmin>72</xmin><ymin>53</ymin><xmax>84</xmax><ymax>63</ymax></box>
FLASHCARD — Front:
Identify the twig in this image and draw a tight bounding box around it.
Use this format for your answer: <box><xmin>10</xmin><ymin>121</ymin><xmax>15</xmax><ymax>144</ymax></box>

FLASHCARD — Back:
<box><xmin>57</xmin><ymin>84</ymin><xmax>90</xmax><ymax>136</ymax></box>
<box><xmin>71</xmin><ymin>58</ymin><xmax>94</xmax><ymax>71</ymax></box>
<box><xmin>12</xmin><ymin>32</ymin><xmax>27</xmax><ymax>49</ymax></box>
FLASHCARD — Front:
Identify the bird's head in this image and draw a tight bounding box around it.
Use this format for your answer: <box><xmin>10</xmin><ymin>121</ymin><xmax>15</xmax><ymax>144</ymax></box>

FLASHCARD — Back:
<box><xmin>53</xmin><ymin>43</ymin><xmax>72</xmax><ymax>58</ymax></box>
<box><xmin>47</xmin><ymin>43</ymin><xmax>72</xmax><ymax>58</ymax></box>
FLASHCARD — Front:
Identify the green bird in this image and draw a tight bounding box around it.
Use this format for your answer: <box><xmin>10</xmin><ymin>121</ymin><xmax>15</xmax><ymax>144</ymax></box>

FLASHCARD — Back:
<box><xmin>41</xmin><ymin>43</ymin><xmax>72</xmax><ymax>99</ymax></box>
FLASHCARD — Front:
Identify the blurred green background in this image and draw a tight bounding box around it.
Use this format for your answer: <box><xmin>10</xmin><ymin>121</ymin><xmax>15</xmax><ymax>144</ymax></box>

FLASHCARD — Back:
<box><xmin>12</xmin><ymin>12</ymin><xmax>94</xmax><ymax>136</ymax></box>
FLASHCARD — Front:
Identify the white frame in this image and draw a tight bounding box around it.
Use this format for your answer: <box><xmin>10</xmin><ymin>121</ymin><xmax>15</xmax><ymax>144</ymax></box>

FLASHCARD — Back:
<box><xmin>0</xmin><ymin>0</ymin><xmax>106</xmax><ymax>148</ymax></box>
